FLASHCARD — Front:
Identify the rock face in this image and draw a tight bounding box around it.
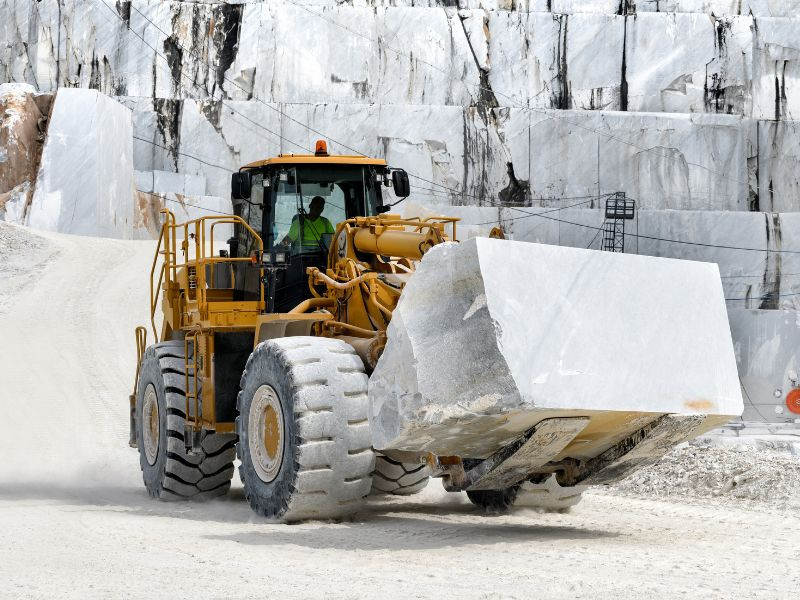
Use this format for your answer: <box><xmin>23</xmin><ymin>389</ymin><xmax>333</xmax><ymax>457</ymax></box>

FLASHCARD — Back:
<box><xmin>369</xmin><ymin>237</ymin><xmax>743</xmax><ymax>454</ymax></box>
<box><xmin>0</xmin><ymin>83</ymin><xmax>50</xmax><ymax>224</ymax></box>
<box><xmin>1</xmin><ymin>1</ymin><xmax>799</xmax><ymax>209</ymax></box>
<box><xmin>27</xmin><ymin>88</ymin><xmax>136</xmax><ymax>238</ymax></box>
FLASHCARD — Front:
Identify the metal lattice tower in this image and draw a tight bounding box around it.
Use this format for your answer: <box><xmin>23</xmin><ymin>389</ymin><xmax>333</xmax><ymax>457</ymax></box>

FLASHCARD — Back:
<box><xmin>601</xmin><ymin>192</ymin><xmax>635</xmax><ymax>253</ymax></box>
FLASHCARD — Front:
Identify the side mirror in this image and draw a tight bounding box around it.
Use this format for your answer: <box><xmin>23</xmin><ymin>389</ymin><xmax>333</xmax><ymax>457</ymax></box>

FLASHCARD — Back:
<box><xmin>391</xmin><ymin>169</ymin><xmax>410</xmax><ymax>199</ymax></box>
<box><xmin>231</xmin><ymin>172</ymin><xmax>252</xmax><ymax>200</ymax></box>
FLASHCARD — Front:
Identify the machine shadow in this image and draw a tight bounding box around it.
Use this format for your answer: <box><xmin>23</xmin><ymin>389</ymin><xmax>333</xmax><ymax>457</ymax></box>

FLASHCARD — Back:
<box><xmin>0</xmin><ymin>483</ymin><xmax>619</xmax><ymax>546</ymax></box>
<box><xmin>203</xmin><ymin>514</ymin><xmax>619</xmax><ymax>551</ymax></box>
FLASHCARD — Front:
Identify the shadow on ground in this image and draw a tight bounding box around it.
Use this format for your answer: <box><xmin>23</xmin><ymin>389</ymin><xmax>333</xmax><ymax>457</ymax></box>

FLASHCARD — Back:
<box><xmin>0</xmin><ymin>482</ymin><xmax>619</xmax><ymax>549</ymax></box>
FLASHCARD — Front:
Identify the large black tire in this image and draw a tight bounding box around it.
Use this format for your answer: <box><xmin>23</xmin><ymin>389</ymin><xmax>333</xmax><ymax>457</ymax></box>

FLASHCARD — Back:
<box><xmin>370</xmin><ymin>455</ymin><xmax>430</xmax><ymax>496</ymax></box>
<box><xmin>466</xmin><ymin>485</ymin><xmax>520</xmax><ymax>513</ymax></box>
<box><xmin>135</xmin><ymin>341</ymin><xmax>237</xmax><ymax>500</ymax></box>
<box><xmin>236</xmin><ymin>337</ymin><xmax>375</xmax><ymax>521</ymax></box>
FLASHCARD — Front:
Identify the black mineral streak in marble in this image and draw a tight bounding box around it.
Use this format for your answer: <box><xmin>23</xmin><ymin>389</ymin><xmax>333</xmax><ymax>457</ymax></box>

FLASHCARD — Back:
<box><xmin>89</xmin><ymin>54</ymin><xmax>101</xmax><ymax>90</ymax></box>
<box><xmin>551</xmin><ymin>15</ymin><xmax>570</xmax><ymax>110</ymax></box>
<box><xmin>457</xmin><ymin>11</ymin><xmax>498</xmax><ymax>123</ymax></box>
<box><xmin>211</xmin><ymin>3</ymin><xmax>243</xmax><ymax>97</ymax></box>
<box><xmin>704</xmin><ymin>18</ymin><xmax>740</xmax><ymax>114</ymax></box>
<box><xmin>617</xmin><ymin>1</ymin><xmax>635</xmax><ymax>16</ymax></box>
<box><xmin>115</xmin><ymin>0</ymin><xmax>131</xmax><ymax>28</ymax></box>
<box><xmin>498</xmin><ymin>162</ymin><xmax>530</xmax><ymax>207</ymax></box>
<box><xmin>759</xmin><ymin>212</ymin><xmax>782</xmax><ymax>310</ymax></box>
<box><xmin>163</xmin><ymin>36</ymin><xmax>183</xmax><ymax>97</ymax></box>
<box><xmin>154</xmin><ymin>99</ymin><xmax>183</xmax><ymax>171</ymax></box>
<box><xmin>620</xmin><ymin>16</ymin><xmax>629</xmax><ymax>111</ymax></box>
<box><xmin>749</xmin><ymin>121</ymin><xmax>760</xmax><ymax>212</ymax></box>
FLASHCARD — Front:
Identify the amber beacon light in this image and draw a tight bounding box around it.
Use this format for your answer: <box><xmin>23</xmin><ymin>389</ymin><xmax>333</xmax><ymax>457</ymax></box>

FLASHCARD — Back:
<box><xmin>315</xmin><ymin>139</ymin><xmax>328</xmax><ymax>156</ymax></box>
<box><xmin>786</xmin><ymin>388</ymin><xmax>800</xmax><ymax>414</ymax></box>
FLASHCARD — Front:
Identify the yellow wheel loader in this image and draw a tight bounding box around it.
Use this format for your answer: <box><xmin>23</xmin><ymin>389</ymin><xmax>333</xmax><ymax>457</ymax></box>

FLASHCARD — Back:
<box><xmin>129</xmin><ymin>141</ymin><xmax>743</xmax><ymax>521</ymax></box>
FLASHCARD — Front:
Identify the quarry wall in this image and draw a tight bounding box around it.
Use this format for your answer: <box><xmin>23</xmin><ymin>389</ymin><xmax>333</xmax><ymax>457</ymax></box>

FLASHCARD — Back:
<box><xmin>2</xmin><ymin>0</ymin><xmax>799</xmax><ymax>423</ymax></box>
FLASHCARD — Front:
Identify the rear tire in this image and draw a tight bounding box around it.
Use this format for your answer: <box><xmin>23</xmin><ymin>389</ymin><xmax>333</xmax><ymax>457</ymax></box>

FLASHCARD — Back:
<box><xmin>370</xmin><ymin>455</ymin><xmax>430</xmax><ymax>496</ymax></box>
<box><xmin>236</xmin><ymin>337</ymin><xmax>375</xmax><ymax>521</ymax></box>
<box><xmin>135</xmin><ymin>341</ymin><xmax>236</xmax><ymax>500</ymax></box>
<box><xmin>466</xmin><ymin>485</ymin><xmax>520</xmax><ymax>513</ymax></box>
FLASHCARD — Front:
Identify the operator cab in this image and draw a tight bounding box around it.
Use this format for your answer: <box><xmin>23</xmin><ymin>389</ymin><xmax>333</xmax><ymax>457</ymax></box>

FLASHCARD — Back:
<box><xmin>229</xmin><ymin>141</ymin><xmax>409</xmax><ymax>312</ymax></box>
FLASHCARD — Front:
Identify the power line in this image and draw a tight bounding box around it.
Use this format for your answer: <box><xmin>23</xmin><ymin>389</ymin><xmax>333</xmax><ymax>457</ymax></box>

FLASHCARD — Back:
<box><xmin>133</xmin><ymin>135</ymin><xmax>232</xmax><ymax>172</ymax></box>
<box><xmin>739</xmin><ymin>377</ymin><xmax>772</xmax><ymax>424</ymax></box>
<box><xmin>138</xmin><ymin>190</ymin><xmax>232</xmax><ymax>216</ymax></box>
<box><xmin>479</xmin><ymin>203</ymin><xmax>800</xmax><ymax>254</ymax></box>
<box><xmin>472</xmin><ymin>194</ymin><xmax>611</xmax><ymax>226</ymax></box>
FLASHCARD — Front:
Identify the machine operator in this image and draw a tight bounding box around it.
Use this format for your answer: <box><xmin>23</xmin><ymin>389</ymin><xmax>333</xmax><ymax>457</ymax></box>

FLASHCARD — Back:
<box><xmin>281</xmin><ymin>195</ymin><xmax>335</xmax><ymax>247</ymax></box>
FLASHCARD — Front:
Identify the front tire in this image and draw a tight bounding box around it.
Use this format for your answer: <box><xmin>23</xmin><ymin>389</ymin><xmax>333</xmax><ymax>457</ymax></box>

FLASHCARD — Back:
<box><xmin>135</xmin><ymin>341</ymin><xmax>236</xmax><ymax>500</ymax></box>
<box><xmin>236</xmin><ymin>337</ymin><xmax>375</xmax><ymax>521</ymax></box>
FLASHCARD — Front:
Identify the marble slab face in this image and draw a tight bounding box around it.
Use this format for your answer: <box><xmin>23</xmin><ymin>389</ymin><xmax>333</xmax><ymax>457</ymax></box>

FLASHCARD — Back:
<box><xmin>1</xmin><ymin>1</ymin><xmax>794</xmax><ymax>115</ymax></box>
<box><xmin>28</xmin><ymin>88</ymin><xmax>136</xmax><ymax>239</ymax></box>
<box><xmin>752</xmin><ymin>18</ymin><xmax>800</xmax><ymax>121</ymax></box>
<box><xmin>368</xmin><ymin>236</ymin><xmax>743</xmax><ymax>453</ymax></box>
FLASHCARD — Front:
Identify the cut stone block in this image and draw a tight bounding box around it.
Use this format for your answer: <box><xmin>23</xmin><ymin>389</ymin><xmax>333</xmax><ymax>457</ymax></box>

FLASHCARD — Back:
<box><xmin>368</xmin><ymin>237</ymin><xmax>743</xmax><ymax>457</ymax></box>
<box><xmin>27</xmin><ymin>88</ymin><xmax>135</xmax><ymax>238</ymax></box>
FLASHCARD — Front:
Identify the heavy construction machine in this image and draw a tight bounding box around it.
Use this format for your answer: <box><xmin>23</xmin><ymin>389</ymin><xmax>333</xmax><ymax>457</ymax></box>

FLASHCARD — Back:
<box><xmin>130</xmin><ymin>141</ymin><xmax>742</xmax><ymax>521</ymax></box>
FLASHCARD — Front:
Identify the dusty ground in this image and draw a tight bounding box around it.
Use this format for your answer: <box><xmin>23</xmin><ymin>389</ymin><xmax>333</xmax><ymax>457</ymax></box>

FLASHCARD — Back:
<box><xmin>1</xmin><ymin>222</ymin><xmax>799</xmax><ymax>599</ymax></box>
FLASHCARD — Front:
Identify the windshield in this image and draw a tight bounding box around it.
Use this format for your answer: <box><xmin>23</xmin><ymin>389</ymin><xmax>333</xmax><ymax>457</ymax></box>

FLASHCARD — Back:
<box><xmin>268</xmin><ymin>165</ymin><xmax>381</xmax><ymax>253</ymax></box>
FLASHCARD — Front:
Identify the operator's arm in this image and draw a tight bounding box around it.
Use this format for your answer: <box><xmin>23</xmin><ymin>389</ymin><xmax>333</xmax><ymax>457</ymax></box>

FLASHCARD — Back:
<box><xmin>281</xmin><ymin>217</ymin><xmax>299</xmax><ymax>245</ymax></box>
<box><xmin>322</xmin><ymin>217</ymin><xmax>335</xmax><ymax>234</ymax></box>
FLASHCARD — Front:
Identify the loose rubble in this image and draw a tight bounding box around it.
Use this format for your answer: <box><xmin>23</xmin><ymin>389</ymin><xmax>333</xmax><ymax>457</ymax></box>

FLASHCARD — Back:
<box><xmin>606</xmin><ymin>441</ymin><xmax>800</xmax><ymax>510</ymax></box>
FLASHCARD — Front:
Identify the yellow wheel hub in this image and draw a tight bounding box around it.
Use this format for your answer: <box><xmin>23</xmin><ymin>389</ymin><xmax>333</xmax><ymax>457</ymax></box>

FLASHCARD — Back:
<box><xmin>142</xmin><ymin>384</ymin><xmax>160</xmax><ymax>466</ymax></box>
<box><xmin>263</xmin><ymin>405</ymin><xmax>280</xmax><ymax>460</ymax></box>
<box><xmin>249</xmin><ymin>385</ymin><xmax>285</xmax><ymax>483</ymax></box>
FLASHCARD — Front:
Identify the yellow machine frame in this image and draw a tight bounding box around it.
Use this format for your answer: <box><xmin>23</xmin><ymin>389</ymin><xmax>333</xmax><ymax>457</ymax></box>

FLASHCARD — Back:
<box><xmin>131</xmin><ymin>205</ymin><xmax>459</xmax><ymax>438</ymax></box>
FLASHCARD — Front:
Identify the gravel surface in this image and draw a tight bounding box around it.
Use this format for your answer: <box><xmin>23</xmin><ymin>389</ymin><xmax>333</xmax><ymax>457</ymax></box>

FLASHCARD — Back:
<box><xmin>1</xmin><ymin>225</ymin><xmax>799</xmax><ymax>599</ymax></box>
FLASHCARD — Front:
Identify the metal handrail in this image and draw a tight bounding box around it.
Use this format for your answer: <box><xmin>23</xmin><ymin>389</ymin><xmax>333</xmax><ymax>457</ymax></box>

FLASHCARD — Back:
<box><xmin>149</xmin><ymin>209</ymin><xmax>265</xmax><ymax>342</ymax></box>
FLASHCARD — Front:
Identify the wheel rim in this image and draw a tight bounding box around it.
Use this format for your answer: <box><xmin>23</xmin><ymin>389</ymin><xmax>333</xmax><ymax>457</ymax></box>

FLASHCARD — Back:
<box><xmin>142</xmin><ymin>384</ymin><xmax>159</xmax><ymax>466</ymax></box>
<box><xmin>249</xmin><ymin>384</ymin><xmax>285</xmax><ymax>483</ymax></box>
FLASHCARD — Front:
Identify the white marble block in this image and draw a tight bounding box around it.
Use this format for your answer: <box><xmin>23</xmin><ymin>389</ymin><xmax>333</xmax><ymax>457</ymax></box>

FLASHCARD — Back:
<box><xmin>27</xmin><ymin>88</ymin><xmax>135</xmax><ymax>238</ymax></box>
<box><xmin>368</xmin><ymin>237</ymin><xmax>743</xmax><ymax>454</ymax></box>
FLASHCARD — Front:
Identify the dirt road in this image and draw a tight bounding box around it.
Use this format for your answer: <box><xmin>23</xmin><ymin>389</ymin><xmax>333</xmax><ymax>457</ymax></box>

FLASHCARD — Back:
<box><xmin>1</xmin><ymin>223</ymin><xmax>798</xmax><ymax>599</ymax></box>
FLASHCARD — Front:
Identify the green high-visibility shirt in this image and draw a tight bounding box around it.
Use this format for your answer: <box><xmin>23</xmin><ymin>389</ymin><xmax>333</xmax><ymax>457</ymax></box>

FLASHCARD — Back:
<box><xmin>287</xmin><ymin>215</ymin><xmax>335</xmax><ymax>244</ymax></box>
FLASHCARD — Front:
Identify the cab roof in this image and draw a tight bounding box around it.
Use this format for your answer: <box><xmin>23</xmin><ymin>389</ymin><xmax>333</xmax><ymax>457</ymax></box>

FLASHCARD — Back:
<box><xmin>242</xmin><ymin>154</ymin><xmax>388</xmax><ymax>169</ymax></box>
